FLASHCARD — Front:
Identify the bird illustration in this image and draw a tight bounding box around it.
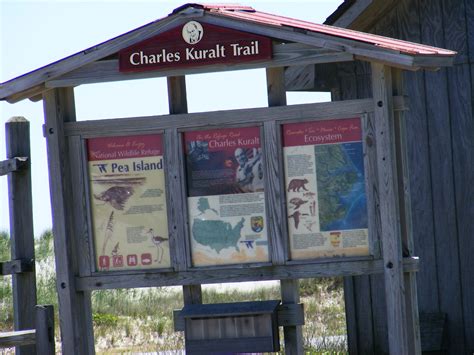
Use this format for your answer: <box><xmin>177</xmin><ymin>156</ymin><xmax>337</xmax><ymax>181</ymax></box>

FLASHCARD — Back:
<box><xmin>146</xmin><ymin>228</ymin><xmax>169</xmax><ymax>263</ymax></box>
<box><xmin>303</xmin><ymin>192</ymin><xmax>316</xmax><ymax>199</ymax></box>
<box><xmin>289</xmin><ymin>197</ymin><xmax>308</xmax><ymax>210</ymax></box>
<box><xmin>94</xmin><ymin>186</ymin><xmax>134</xmax><ymax>210</ymax></box>
<box><xmin>101</xmin><ymin>211</ymin><xmax>115</xmax><ymax>255</ymax></box>
<box><xmin>288</xmin><ymin>211</ymin><xmax>308</xmax><ymax>229</ymax></box>
<box><xmin>240</xmin><ymin>240</ymin><xmax>254</xmax><ymax>249</ymax></box>
<box><xmin>111</xmin><ymin>242</ymin><xmax>120</xmax><ymax>257</ymax></box>
<box><xmin>304</xmin><ymin>220</ymin><xmax>317</xmax><ymax>232</ymax></box>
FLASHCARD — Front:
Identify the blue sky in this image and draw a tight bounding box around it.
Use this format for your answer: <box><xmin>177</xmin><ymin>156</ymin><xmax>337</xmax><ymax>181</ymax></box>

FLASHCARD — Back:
<box><xmin>0</xmin><ymin>0</ymin><xmax>339</xmax><ymax>236</ymax></box>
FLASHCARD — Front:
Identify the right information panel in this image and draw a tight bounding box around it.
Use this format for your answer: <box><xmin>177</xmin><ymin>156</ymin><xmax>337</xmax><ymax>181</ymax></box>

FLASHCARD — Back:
<box><xmin>282</xmin><ymin>118</ymin><xmax>369</xmax><ymax>260</ymax></box>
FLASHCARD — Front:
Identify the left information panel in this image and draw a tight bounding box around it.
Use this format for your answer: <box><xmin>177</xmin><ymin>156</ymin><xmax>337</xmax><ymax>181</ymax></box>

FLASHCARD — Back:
<box><xmin>87</xmin><ymin>134</ymin><xmax>170</xmax><ymax>271</ymax></box>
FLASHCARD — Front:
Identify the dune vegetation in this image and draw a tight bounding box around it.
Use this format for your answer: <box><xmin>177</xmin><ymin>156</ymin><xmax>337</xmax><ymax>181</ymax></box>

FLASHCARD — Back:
<box><xmin>0</xmin><ymin>230</ymin><xmax>347</xmax><ymax>354</ymax></box>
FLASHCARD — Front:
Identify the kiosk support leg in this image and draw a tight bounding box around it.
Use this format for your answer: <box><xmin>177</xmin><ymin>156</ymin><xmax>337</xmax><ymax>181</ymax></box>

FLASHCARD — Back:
<box><xmin>266</xmin><ymin>67</ymin><xmax>303</xmax><ymax>355</ymax></box>
<box><xmin>43</xmin><ymin>88</ymin><xmax>95</xmax><ymax>354</ymax></box>
<box><xmin>166</xmin><ymin>75</ymin><xmax>205</xmax><ymax>321</ymax></box>
<box><xmin>371</xmin><ymin>63</ymin><xmax>420</xmax><ymax>355</ymax></box>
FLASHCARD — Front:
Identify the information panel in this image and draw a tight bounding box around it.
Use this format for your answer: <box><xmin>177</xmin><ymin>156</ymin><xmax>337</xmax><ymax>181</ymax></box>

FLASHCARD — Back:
<box><xmin>282</xmin><ymin>118</ymin><xmax>369</xmax><ymax>259</ymax></box>
<box><xmin>184</xmin><ymin>126</ymin><xmax>269</xmax><ymax>266</ymax></box>
<box><xmin>87</xmin><ymin>134</ymin><xmax>170</xmax><ymax>271</ymax></box>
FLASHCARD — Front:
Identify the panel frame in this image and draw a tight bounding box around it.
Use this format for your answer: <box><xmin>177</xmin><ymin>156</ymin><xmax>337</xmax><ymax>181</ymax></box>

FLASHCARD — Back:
<box><xmin>68</xmin><ymin>98</ymin><xmax>402</xmax><ymax>287</ymax></box>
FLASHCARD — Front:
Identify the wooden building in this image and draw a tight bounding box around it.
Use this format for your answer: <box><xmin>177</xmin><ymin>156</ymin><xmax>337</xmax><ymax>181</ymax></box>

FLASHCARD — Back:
<box><xmin>286</xmin><ymin>0</ymin><xmax>473</xmax><ymax>354</ymax></box>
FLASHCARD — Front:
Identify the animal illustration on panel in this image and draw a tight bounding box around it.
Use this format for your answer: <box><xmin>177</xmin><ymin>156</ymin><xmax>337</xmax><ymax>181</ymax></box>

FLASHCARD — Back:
<box><xmin>287</xmin><ymin>178</ymin><xmax>309</xmax><ymax>192</ymax></box>
<box><xmin>146</xmin><ymin>228</ymin><xmax>169</xmax><ymax>263</ymax></box>
<box><xmin>94</xmin><ymin>186</ymin><xmax>134</xmax><ymax>210</ymax></box>
<box><xmin>101</xmin><ymin>211</ymin><xmax>115</xmax><ymax>255</ymax></box>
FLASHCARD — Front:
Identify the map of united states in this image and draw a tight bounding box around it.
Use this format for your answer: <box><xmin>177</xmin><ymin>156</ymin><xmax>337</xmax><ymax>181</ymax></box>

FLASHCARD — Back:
<box><xmin>192</xmin><ymin>217</ymin><xmax>245</xmax><ymax>253</ymax></box>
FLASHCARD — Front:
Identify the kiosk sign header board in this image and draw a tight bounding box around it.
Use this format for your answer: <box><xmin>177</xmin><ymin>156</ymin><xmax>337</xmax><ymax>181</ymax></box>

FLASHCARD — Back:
<box><xmin>119</xmin><ymin>21</ymin><xmax>272</xmax><ymax>72</ymax></box>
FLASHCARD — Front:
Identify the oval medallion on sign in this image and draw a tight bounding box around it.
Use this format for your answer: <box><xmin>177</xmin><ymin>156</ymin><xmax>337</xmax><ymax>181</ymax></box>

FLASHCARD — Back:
<box><xmin>182</xmin><ymin>21</ymin><xmax>204</xmax><ymax>44</ymax></box>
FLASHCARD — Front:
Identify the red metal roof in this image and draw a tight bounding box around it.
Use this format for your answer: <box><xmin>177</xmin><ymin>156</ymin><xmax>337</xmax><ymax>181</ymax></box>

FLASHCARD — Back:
<box><xmin>194</xmin><ymin>3</ymin><xmax>455</xmax><ymax>57</ymax></box>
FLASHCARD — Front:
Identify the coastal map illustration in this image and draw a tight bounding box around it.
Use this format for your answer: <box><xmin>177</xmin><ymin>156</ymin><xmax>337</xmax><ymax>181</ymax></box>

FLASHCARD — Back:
<box><xmin>315</xmin><ymin>142</ymin><xmax>367</xmax><ymax>231</ymax></box>
<box><xmin>283</xmin><ymin>118</ymin><xmax>369</xmax><ymax>259</ymax></box>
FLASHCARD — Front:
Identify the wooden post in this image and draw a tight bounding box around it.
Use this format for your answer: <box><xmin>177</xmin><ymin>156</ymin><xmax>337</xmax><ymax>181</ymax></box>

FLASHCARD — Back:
<box><xmin>6</xmin><ymin>116</ymin><xmax>36</xmax><ymax>355</ymax></box>
<box><xmin>371</xmin><ymin>63</ymin><xmax>416</xmax><ymax>354</ymax></box>
<box><xmin>43</xmin><ymin>88</ymin><xmax>95</xmax><ymax>354</ymax></box>
<box><xmin>266</xmin><ymin>67</ymin><xmax>303</xmax><ymax>355</ymax></box>
<box><xmin>35</xmin><ymin>305</ymin><xmax>55</xmax><ymax>355</ymax></box>
<box><xmin>167</xmin><ymin>76</ymin><xmax>204</xmax><ymax>306</ymax></box>
<box><xmin>391</xmin><ymin>68</ymin><xmax>421</xmax><ymax>354</ymax></box>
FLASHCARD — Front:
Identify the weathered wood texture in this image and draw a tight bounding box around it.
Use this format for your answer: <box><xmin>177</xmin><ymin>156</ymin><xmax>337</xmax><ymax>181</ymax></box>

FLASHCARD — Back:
<box><xmin>166</xmin><ymin>76</ymin><xmax>205</xmax><ymax>341</ymax></box>
<box><xmin>166</xmin><ymin>76</ymin><xmax>190</xmax><ymax>272</ymax></box>
<box><xmin>35</xmin><ymin>305</ymin><xmax>55</xmax><ymax>355</ymax></box>
<box><xmin>63</xmin><ymin>98</ymin><xmax>408</xmax><ymax>137</ymax></box>
<box><xmin>0</xmin><ymin>157</ymin><xmax>28</xmax><ymax>176</ymax></box>
<box><xmin>0</xmin><ymin>306</ymin><xmax>54</xmax><ymax>353</ymax></box>
<box><xmin>332</xmin><ymin>0</ymin><xmax>474</xmax><ymax>353</ymax></box>
<box><xmin>182</xmin><ymin>301</ymin><xmax>280</xmax><ymax>353</ymax></box>
<box><xmin>372</xmin><ymin>62</ymin><xmax>414</xmax><ymax>354</ymax></box>
<box><xmin>6</xmin><ymin>117</ymin><xmax>36</xmax><ymax>355</ymax></box>
<box><xmin>266</xmin><ymin>67</ymin><xmax>303</xmax><ymax>355</ymax></box>
<box><xmin>0</xmin><ymin>330</ymin><xmax>36</xmax><ymax>348</ymax></box>
<box><xmin>0</xmin><ymin>259</ymin><xmax>34</xmax><ymax>275</ymax></box>
<box><xmin>43</xmin><ymin>88</ymin><xmax>95</xmax><ymax>354</ymax></box>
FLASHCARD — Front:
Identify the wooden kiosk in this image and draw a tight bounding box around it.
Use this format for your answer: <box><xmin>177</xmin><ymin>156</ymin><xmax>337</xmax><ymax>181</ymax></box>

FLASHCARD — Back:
<box><xmin>0</xmin><ymin>4</ymin><xmax>455</xmax><ymax>354</ymax></box>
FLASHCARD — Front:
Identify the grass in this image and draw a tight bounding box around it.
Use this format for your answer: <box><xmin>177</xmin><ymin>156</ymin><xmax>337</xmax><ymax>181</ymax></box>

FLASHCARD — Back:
<box><xmin>0</xmin><ymin>230</ymin><xmax>348</xmax><ymax>354</ymax></box>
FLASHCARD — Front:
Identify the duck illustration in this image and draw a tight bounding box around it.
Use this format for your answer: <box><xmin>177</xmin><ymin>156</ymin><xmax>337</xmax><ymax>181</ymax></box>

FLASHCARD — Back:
<box><xmin>288</xmin><ymin>210</ymin><xmax>308</xmax><ymax>229</ymax></box>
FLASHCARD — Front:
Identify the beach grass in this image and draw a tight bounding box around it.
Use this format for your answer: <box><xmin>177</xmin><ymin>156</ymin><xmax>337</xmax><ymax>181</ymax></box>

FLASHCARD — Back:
<box><xmin>0</xmin><ymin>230</ymin><xmax>347</xmax><ymax>353</ymax></box>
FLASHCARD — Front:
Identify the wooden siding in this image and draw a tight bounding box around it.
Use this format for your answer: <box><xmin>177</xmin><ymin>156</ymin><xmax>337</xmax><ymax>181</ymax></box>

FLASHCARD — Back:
<box><xmin>335</xmin><ymin>0</ymin><xmax>474</xmax><ymax>353</ymax></box>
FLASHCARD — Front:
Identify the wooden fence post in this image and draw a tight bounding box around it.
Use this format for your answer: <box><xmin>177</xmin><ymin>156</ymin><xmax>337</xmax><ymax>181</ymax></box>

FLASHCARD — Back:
<box><xmin>35</xmin><ymin>305</ymin><xmax>55</xmax><ymax>354</ymax></box>
<box><xmin>6</xmin><ymin>116</ymin><xmax>36</xmax><ymax>355</ymax></box>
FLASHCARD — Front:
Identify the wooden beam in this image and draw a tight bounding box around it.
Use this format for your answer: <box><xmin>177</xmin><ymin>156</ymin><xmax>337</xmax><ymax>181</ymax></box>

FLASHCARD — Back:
<box><xmin>43</xmin><ymin>88</ymin><xmax>95</xmax><ymax>354</ymax></box>
<box><xmin>266</xmin><ymin>67</ymin><xmax>303</xmax><ymax>355</ymax></box>
<box><xmin>0</xmin><ymin>14</ymin><xmax>190</xmax><ymax>100</ymax></box>
<box><xmin>284</xmin><ymin>65</ymin><xmax>315</xmax><ymax>91</ymax></box>
<box><xmin>264</xmin><ymin>68</ymin><xmax>287</xmax><ymax>266</ymax></box>
<box><xmin>75</xmin><ymin>256</ymin><xmax>419</xmax><ymax>291</ymax></box>
<box><xmin>0</xmin><ymin>157</ymin><xmax>28</xmax><ymax>176</ymax></box>
<box><xmin>46</xmin><ymin>44</ymin><xmax>353</xmax><ymax>89</ymax></box>
<box><xmin>0</xmin><ymin>330</ymin><xmax>36</xmax><ymax>348</ymax></box>
<box><xmin>5</xmin><ymin>84</ymin><xmax>48</xmax><ymax>104</ymax></box>
<box><xmin>203</xmin><ymin>13</ymin><xmax>449</xmax><ymax>70</ymax></box>
<box><xmin>64</xmin><ymin>97</ymin><xmax>409</xmax><ymax>137</ymax></box>
<box><xmin>35</xmin><ymin>305</ymin><xmax>55</xmax><ymax>355</ymax></box>
<box><xmin>6</xmin><ymin>117</ymin><xmax>36</xmax><ymax>355</ymax></box>
<box><xmin>166</xmin><ymin>75</ymin><xmax>204</xmax><ymax>318</ymax></box>
<box><xmin>166</xmin><ymin>76</ymin><xmax>190</xmax><ymax>272</ymax></box>
<box><xmin>392</xmin><ymin>67</ymin><xmax>421</xmax><ymax>354</ymax></box>
<box><xmin>371</xmin><ymin>62</ymin><xmax>411</xmax><ymax>354</ymax></box>
<box><xmin>0</xmin><ymin>259</ymin><xmax>34</xmax><ymax>275</ymax></box>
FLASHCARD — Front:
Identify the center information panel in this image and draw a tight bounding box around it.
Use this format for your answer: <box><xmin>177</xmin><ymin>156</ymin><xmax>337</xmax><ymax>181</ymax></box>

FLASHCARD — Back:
<box><xmin>184</xmin><ymin>126</ymin><xmax>269</xmax><ymax>266</ymax></box>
